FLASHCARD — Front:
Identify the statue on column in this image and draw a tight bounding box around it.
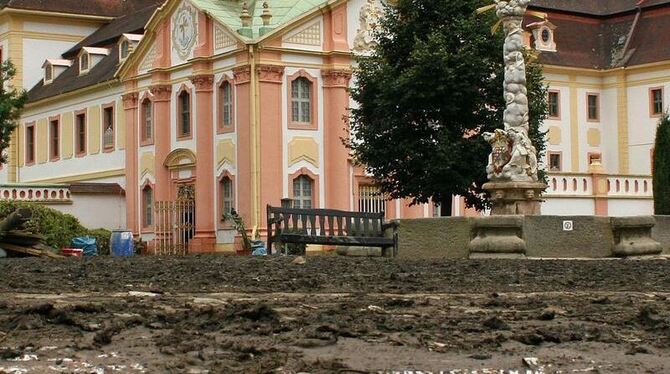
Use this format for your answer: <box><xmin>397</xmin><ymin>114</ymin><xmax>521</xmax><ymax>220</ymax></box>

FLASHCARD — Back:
<box><xmin>482</xmin><ymin>0</ymin><xmax>538</xmax><ymax>183</ymax></box>
<box><xmin>478</xmin><ymin>0</ymin><xmax>546</xmax><ymax>215</ymax></box>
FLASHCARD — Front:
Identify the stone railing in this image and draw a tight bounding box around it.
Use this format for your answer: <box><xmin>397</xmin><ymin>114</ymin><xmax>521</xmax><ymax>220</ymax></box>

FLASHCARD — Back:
<box><xmin>0</xmin><ymin>184</ymin><xmax>72</xmax><ymax>203</ymax></box>
<box><xmin>546</xmin><ymin>174</ymin><xmax>593</xmax><ymax>196</ymax></box>
<box><xmin>545</xmin><ymin>173</ymin><xmax>652</xmax><ymax>198</ymax></box>
<box><xmin>606</xmin><ymin>175</ymin><xmax>653</xmax><ymax>197</ymax></box>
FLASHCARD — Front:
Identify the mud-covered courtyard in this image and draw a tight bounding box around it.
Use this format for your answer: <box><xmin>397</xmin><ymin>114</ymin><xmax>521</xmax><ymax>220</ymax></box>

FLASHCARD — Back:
<box><xmin>0</xmin><ymin>256</ymin><xmax>669</xmax><ymax>373</ymax></box>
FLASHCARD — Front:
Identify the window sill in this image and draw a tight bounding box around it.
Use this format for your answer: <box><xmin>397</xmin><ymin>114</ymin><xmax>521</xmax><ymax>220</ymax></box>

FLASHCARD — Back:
<box><xmin>140</xmin><ymin>139</ymin><xmax>154</xmax><ymax>147</ymax></box>
<box><xmin>217</xmin><ymin>125</ymin><xmax>235</xmax><ymax>134</ymax></box>
<box><xmin>288</xmin><ymin>122</ymin><xmax>317</xmax><ymax>131</ymax></box>
<box><xmin>102</xmin><ymin>146</ymin><xmax>115</xmax><ymax>153</ymax></box>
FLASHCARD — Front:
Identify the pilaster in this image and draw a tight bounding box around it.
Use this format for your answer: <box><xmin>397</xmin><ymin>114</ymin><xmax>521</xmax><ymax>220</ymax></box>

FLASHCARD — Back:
<box><xmin>149</xmin><ymin>84</ymin><xmax>172</xmax><ymax>202</ymax></box>
<box><xmin>322</xmin><ymin>69</ymin><xmax>352</xmax><ymax>211</ymax></box>
<box><xmin>189</xmin><ymin>74</ymin><xmax>217</xmax><ymax>253</ymax></box>
<box><xmin>122</xmin><ymin>92</ymin><xmax>139</xmax><ymax>234</ymax></box>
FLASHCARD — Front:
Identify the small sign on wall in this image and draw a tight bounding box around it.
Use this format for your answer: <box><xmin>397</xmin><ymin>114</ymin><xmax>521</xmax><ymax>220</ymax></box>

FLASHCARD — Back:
<box><xmin>562</xmin><ymin>220</ymin><xmax>574</xmax><ymax>231</ymax></box>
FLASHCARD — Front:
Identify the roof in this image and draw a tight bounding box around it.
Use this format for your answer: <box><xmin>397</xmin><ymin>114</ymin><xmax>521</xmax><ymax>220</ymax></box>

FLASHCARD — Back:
<box><xmin>529</xmin><ymin>2</ymin><xmax>670</xmax><ymax>69</ymax></box>
<box><xmin>0</xmin><ymin>0</ymin><xmax>164</xmax><ymax>17</ymax></box>
<box><xmin>530</xmin><ymin>0</ymin><xmax>670</xmax><ymax>16</ymax></box>
<box><xmin>27</xmin><ymin>5</ymin><xmax>159</xmax><ymax>103</ymax></box>
<box><xmin>69</xmin><ymin>183</ymin><xmax>125</xmax><ymax>195</ymax></box>
<box><xmin>190</xmin><ymin>0</ymin><xmax>330</xmax><ymax>39</ymax></box>
<box><xmin>63</xmin><ymin>4</ymin><xmax>159</xmax><ymax>58</ymax></box>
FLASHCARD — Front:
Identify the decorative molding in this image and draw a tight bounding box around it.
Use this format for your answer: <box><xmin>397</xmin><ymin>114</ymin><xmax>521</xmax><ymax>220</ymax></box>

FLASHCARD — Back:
<box><xmin>233</xmin><ymin>66</ymin><xmax>251</xmax><ymax>84</ymax></box>
<box><xmin>191</xmin><ymin>74</ymin><xmax>214</xmax><ymax>91</ymax></box>
<box><xmin>353</xmin><ymin>0</ymin><xmax>381</xmax><ymax>53</ymax></box>
<box><xmin>284</xmin><ymin>21</ymin><xmax>321</xmax><ymax>46</ymax></box>
<box><xmin>140</xmin><ymin>152</ymin><xmax>155</xmax><ymax>179</ymax></box>
<box><xmin>547</xmin><ymin>126</ymin><xmax>561</xmax><ymax>145</ymax></box>
<box><xmin>150</xmin><ymin>84</ymin><xmax>172</xmax><ymax>101</ymax></box>
<box><xmin>216</xmin><ymin>139</ymin><xmax>236</xmax><ymax>168</ymax></box>
<box><xmin>257</xmin><ymin>64</ymin><xmax>284</xmax><ymax>83</ymax></box>
<box><xmin>288</xmin><ymin>137</ymin><xmax>319</xmax><ymax>167</ymax></box>
<box><xmin>587</xmin><ymin>128</ymin><xmax>601</xmax><ymax>147</ymax></box>
<box><xmin>121</xmin><ymin>92</ymin><xmax>139</xmax><ymax>109</ymax></box>
<box><xmin>214</xmin><ymin>23</ymin><xmax>236</xmax><ymax>50</ymax></box>
<box><xmin>139</xmin><ymin>44</ymin><xmax>157</xmax><ymax>72</ymax></box>
<box><xmin>322</xmin><ymin>69</ymin><xmax>352</xmax><ymax>88</ymax></box>
<box><xmin>164</xmin><ymin>148</ymin><xmax>197</xmax><ymax>170</ymax></box>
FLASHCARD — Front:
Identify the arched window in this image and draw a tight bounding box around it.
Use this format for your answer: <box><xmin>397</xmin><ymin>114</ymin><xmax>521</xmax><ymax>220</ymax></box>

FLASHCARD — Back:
<box><xmin>220</xmin><ymin>176</ymin><xmax>234</xmax><ymax>215</ymax></box>
<box><xmin>291</xmin><ymin>77</ymin><xmax>312</xmax><ymax>123</ymax></box>
<box><xmin>142</xmin><ymin>185</ymin><xmax>154</xmax><ymax>228</ymax></box>
<box><xmin>141</xmin><ymin>98</ymin><xmax>153</xmax><ymax>143</ymax></box>
<box><xmin>220</xmin><ymin>81</ymin><xmax>233</xmax><ymax>128</ymax></box>
<box><xmin>293</xmin><ymin>175</ymin><xmax>313</xmax><ymax>209</ymax></box>
<box><xmin>178</xmin><ymin>90</ymin><xmax>191</xmax><ymax>137</ymax></box>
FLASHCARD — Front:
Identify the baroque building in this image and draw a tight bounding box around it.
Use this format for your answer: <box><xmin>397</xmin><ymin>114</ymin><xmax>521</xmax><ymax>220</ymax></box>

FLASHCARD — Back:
<box><xmin>0</xmin><ymin>0</ymin><xmax>667</xmax><ymax>252</ymax></box>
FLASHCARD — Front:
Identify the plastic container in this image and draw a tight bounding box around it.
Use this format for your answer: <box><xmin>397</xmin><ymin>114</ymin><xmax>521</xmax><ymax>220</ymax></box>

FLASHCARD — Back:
<box><xmin>61</xmin><ymin>248</ymin><xmax>83</xmax><ymax>257</ymax></box>
<box><xmin>71</xmin><ymin>237</ymin><xmax>98</xmax><ymax>256</ymax></box>
<box><xmin>110</xmin><ymin>230</ymin><xmax>134</xmax><ymax>257</ymax></box>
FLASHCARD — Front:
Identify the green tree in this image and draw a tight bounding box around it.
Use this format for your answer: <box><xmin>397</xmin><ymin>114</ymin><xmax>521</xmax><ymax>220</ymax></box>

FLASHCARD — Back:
<box><xmin>0</xmin><ymin>60</ymin><xmax>28</xmax><ymax>164</ymax></box>
<box><xmin>347</xmin><ymin>0</ymin><xmax>548</xmax><ymax>211</ymax></box>
<box><xmin>653</xmin><ymin>113</ymin><xmax>670</xmax><ymax>215</ymax></box>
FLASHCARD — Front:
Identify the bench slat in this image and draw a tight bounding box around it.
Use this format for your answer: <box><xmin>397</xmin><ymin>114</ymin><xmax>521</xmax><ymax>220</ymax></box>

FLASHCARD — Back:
<box><xmin>278</xmin><ymin>234</ymin><xmax>394</xmax><ymax>247</ymax></box>
<box><xmin>328</xmin><ymin>215</ymin><xmax>335</xmax><ymax>236</ymax></box>
<box><xmin>337</xmin><ymin>216</ymin><xmax>343</xmax><ymax>236</ymax></box>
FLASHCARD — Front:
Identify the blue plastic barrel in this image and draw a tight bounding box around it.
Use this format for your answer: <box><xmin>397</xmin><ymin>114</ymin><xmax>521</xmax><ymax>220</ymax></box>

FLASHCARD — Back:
<box><xmin>110</xmin><ymin>230</ymin><xmax>134</xmax><ymax>257</ymax></box>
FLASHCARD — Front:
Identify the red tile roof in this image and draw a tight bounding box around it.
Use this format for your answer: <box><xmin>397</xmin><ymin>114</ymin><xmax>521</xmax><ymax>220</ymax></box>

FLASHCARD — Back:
<box><xmin>528</xmin><ymin>2</ymin><xmax>670</xmax><ymax>69</ymax></box>
<box><xmin>0</xmin><ymin>0</ymin><xmax>164</xmax><ymax>17</ymax></box>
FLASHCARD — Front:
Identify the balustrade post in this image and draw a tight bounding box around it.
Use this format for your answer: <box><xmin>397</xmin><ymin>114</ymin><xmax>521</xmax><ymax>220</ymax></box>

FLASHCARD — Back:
<box><xmin>589</xmin><ymin>159</ymin><xmax>609</xmax><ymax>216</ymax></box>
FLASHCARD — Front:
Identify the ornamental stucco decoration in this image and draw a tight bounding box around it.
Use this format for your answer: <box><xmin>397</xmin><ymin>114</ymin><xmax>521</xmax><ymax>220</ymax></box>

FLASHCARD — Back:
<box><xmin>172</xmin><ymin>3</ymin><xmax>198</xmax><ymax>61</ymax></box>
<box><xmin>483</xmin><ymin>0</ymin><xmax>539</xmax><ymax>182</ymax></box>
<box><xmin>353</xmin><ymin>0</ymin><xmax>382</xmax><ymax>53</ymax></box>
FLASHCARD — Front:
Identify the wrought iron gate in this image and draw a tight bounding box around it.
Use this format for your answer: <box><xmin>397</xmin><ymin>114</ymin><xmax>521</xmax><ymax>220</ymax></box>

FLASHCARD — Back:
<box><xmin>154</xmin><ymin>185</ymin><xmax>195</xmax><ymax>255</ymax></box>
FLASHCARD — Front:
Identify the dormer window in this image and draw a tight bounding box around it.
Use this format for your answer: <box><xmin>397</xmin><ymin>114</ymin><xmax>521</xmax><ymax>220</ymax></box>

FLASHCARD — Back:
<box><xmin>42</xmin><ymin>58</ymin><xmax>72</xmax><ymax>85</ymax></box>
<box><xmin>528</xmin><ymin>20</ymin><xmax>557</xmax><ymax>52</ymax></box>
<box><xmin>78</xmin><ymin>47</ymin><xmax>110</xmax><ymax>75</ymax></box>
<box><xmin>44</xmin><ymin>63</ymin><xmax>53</xmax><ymax>83</ymax></box>
<box><xmin>118</xmin><ymin>34</ymin><xmax>143</xmax><ymax>63</ymax></box>
<box><xmin>120</xmin><ymin>40</ymin><xmax>130</xmax><ymax>60</ymax></box>
<box><xmin>80</xmin><ymin>53</ymin><xmax>90</xmax><ymax>73</ymax></box>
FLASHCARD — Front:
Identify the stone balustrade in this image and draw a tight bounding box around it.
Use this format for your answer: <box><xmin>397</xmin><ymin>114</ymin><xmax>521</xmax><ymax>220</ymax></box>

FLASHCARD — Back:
<box><xmin>0</xmin><ymin>184</ymin><xmax>72</xmax><ymax>203</ymax></box>
<box><xmin>545</xmin><ymin>173</ymin><xmax>652</xmax><ymax>198</ymax></box>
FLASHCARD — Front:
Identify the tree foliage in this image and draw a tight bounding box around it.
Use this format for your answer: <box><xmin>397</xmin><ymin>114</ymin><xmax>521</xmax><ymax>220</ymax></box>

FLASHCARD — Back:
<box><xmin>0</xmin><ymin>60</ymin><xmax>27</xmax><ymax>164</ymax></box>
<box><xmin>653</xmin><ymin>113</ymin><xmax>670</xmax><ymax>215</ymax></box>
<box><xmin>347</xmin><ymin>0</ymin><xmax>548</xmax><ymax>210</ymax></box>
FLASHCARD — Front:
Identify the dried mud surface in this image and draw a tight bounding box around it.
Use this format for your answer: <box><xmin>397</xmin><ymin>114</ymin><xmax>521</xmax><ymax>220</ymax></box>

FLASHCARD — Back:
<box><xmin>0</xmin><ymin>256</ymin><xmax>669</xmax><ymax>373</ymax></box>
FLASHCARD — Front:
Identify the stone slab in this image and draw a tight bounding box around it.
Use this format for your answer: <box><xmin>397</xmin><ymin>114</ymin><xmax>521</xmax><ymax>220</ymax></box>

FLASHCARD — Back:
<box><xmin>652</xmin><ymin>215</ymin><xmax>670</xmax><ymax>255</ymax></box>
<box><xmin>396</xmin><ymin>217</ymin><xmax>472</xmax><ymax>259</ymax></box>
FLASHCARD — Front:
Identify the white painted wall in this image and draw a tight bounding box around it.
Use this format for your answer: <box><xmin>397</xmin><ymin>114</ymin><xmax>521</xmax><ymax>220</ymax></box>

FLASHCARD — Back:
<box><xmin>53</xmin><ymin>193</ymin><xmax>126</xmax><ymax>230</ymax></box>
<box><xmin>542</xmin><ymin>198</ymin><xmax>595</xmax><ymax>216</ymax></box>
<box><xmin>23</xmin><ymin>37</ymin><xmax>75</xmax><ymax>89</ymax></box>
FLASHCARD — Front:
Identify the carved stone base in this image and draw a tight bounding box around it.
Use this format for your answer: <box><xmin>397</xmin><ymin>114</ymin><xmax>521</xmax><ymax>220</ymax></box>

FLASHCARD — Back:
<box><xmin>483</xmin><ymin>181</ymin><xmax>547</xmax><ymax>216</ymax></box>
<box><xmin>468</xmin><ymin>215</ymin><xmax>526</xmax><ymax>259</ymax></box>
<box><xmin>611</xmin><ymin>216</ymin><xmax>663</xmax><ymax>257</ymax></box>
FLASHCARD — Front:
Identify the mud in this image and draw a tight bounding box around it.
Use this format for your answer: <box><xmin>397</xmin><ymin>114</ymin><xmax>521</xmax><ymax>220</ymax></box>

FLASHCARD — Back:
<box><xmin>0</xmin><ymin>256</ymin><xmax>669</xmax><ymax>373</ymax></box>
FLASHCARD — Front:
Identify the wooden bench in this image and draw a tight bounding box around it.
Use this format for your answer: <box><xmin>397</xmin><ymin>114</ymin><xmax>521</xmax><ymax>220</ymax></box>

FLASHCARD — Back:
<box><xmin>266</xmin><ymin>205</ymin><xmax>398</xmax><ymax>257</ymax></box>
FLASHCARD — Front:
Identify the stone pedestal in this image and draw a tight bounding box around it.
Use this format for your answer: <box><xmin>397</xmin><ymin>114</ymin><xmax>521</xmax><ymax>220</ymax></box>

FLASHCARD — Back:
<box><xmin>469</xmin><ymin>215</ymin><xmax>526</xmax><ymax>259</ymax></box>
<box><xmin>611</xmin><ymin>216</ymin><xmax>663</xmax><ymax>257</ymax></box>
<box><xmin>483</xmin><ymin>181</ymin><xmax>547</xmax><ymax>216</ymax></box>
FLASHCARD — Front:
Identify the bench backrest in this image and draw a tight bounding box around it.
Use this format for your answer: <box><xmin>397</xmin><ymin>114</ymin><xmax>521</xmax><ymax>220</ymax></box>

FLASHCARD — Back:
<box><xmin>267</xmin><ymin>205</ymin><xmax>385</xmax><ymax>239</ymax></box>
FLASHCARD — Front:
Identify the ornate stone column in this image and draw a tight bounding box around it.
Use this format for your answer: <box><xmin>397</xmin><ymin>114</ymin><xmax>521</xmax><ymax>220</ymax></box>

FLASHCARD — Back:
<box><xmin>482</xmin><ymin>0</ymin><xmax>546</xmax><ymax>215</ymax></box>
<box><xmin>149</xmin><ymin>84</ymin><xmax>172</xmax><ymax>202</ymax></box>
<box><xmin>122</xmin><ymin>92</ymin><xmax>139</xmax><ymax>235</ymax></box>
<box><xmin>322</xmin><ymin>69</ymin><xmax>353</xmax><ymax>211</ymax></box>
<box><xmin>189</xmin><ymin>74</ymin><xmax>217</xmax><ymax>253</ymax></box>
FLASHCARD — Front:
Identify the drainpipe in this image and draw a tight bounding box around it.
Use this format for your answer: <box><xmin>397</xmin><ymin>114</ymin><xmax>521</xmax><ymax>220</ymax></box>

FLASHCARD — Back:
<box><xmin>249</xmin><ymin>44</ymin><xmax>261</xmax><ymax>230</ymax></box>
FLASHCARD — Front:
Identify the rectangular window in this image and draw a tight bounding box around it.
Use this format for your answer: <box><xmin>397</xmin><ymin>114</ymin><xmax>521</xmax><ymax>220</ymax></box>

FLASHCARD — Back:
<box><xmin>588</xmin><ymin>153</ymin><xmax>602</xmax><ymax>166</ymax></box>
<box><xmin>25</xmin><ymin>124</ymin><xmax>35</xmax><ymax>164</ymax></box>
<box><xmin>587</xmin><ymin>94</ymin><xmax>599</xmax><ymax>121</ymax></box>
<box><xmin>291</xmin><ymin>78</ymin><xmax>312</xmax><ymax>123</ymax></box>
<box><xmin>76</xmin><ymin>113</ymin><xmax>86</xmax><ymax>155</ymax></box>
<box><xmin>548</xmin><ymin>90</ymin><xmax>560</xmax><ymax>119</ymax></box>
<box><xmin>651</xmin><ymin>88</ymin><xmax>664</xmax><ymax>116</ymax></box>
<box><xmin>221</xmin><ymin>177</ymin><xmax>234</xmax><ymax>215</ymax></box>
<box><xmin>49</xmin><ymin>119</ymin><xmax>59</xmax><ymax>160</ymax></box>
<box><xmin>143</xmin><ymin>187</ymin><xmax>153</xmax><ymax>227</ymax></box>
<box><xmin>103</xmin><ymin>106</ymin><xmax>114</xmax><ymax>149</ymax></box>
<box><xmin>178</xmin><ymin>91</ymin><xmax>191</xmax><ymax>137</ymax></box>
<box><xmin>142</xmin><ymin>99</ymin><xmax>153</xmax><ymax>143</ymax></box>
<box><xmin>293</xmin><ymin>176</ymin><xmax>313</xmax><ymax>209</ymax></box>
<box><xmin>548</xmin><ymin>152</ymin><xmax>562</xmax><ymax>171</ymax></box>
